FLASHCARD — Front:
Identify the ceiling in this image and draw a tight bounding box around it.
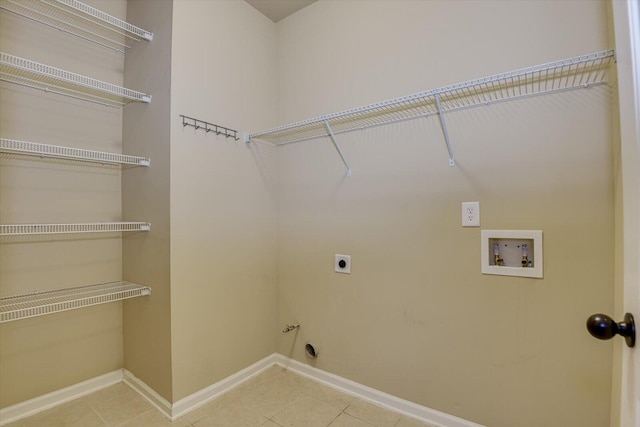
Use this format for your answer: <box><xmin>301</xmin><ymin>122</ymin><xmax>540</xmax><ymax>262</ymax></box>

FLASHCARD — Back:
<box><xmin>245</xmin><ymin>0</ymin><xmax>317</xmax><ymax>23</ymax></box>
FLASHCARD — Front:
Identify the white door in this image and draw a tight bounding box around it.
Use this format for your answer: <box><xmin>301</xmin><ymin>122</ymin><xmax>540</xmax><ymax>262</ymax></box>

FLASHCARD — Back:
<box><xmin>612</xmin><ymin>1</ymin><xmax>640</xmax><ymax>426</ymax></box>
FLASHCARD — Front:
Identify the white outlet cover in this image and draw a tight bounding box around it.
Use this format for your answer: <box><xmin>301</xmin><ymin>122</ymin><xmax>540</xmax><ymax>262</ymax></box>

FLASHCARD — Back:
<box><xmin>335</xmin><ymin>254</ymin><xmax>351</xmax><ymax>274</ymax></box>
<box><xmin>462</xmin><ymin>201</ymin><xmax>480</xmax><ymax>227</ymax></box>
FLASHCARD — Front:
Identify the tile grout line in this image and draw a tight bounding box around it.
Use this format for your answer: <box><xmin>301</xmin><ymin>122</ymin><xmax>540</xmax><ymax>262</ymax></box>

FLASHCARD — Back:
<box><xmin>110</xmin><ymin>408</ymin><xmax>158</xmax><ymax>427</ymax></box>
<box><xmin>327</xmin><ymin>403</ymin><xmax>378</xmax><ymax>427</ymax></box>
<box><xmin>341</xmin><ymin>402</ymin><xmax>390</xmax><ymax>427</ymax></box>
<box><xmin>84</xmin><ymin>398</ymin><xmax>110</xmax><ymax>427</ymax></box>
<box><xmin>326</xmin><ymin>405</ymin><xmax>348</xmax><ymax>426</ymax></box>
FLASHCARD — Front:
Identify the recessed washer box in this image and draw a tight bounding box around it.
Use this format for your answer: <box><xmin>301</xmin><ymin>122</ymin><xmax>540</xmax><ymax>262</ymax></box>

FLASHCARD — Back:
<box><xmin>481</xmin><ymin>230</ymin><xmax>543</xmax><ymax>278</ymax></box>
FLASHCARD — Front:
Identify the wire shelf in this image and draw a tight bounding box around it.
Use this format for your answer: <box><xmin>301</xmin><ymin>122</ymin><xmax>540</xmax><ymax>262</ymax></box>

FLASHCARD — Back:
<box><xmin>0</xmin><ymin>0</ymin><xmax>153</xmax><ymax>54</ymax></box>
<box><xmin>0</xmin><ymin>222</ymin><xmax>151</xmax><ymax>236</ymax></box>
<box><xmin>0</xmin><ymin>52</ymin><xmax>152</xmax><ymax>107</ymax></box>
<box><xmin>248</xmin><ymin>49</ymin><xmax>615</xmax><ymax>146</ymax></box>
<box><xmin>0</xmin><ymin>281</ymin><xmax>151</xmax><ymax>323</ymax></box>
<box><xmin>0</xmin><ymin>138</ymin><xmax>150</xmax><ymax>166</ymax></box>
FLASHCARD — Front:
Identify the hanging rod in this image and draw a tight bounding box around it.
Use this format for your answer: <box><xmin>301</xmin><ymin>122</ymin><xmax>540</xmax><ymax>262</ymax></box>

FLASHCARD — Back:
<box><xmin>0</xmin><ymin>222</ymin><xmax>151</xmax><ymax>236</ymax></box>
<box><xmin>0</xmin><ymin>0</ymin><xmax>153</xmax><ymax>54</ymax></box>
<box><xmin>0</xmin><ymin>52</ymin><xmax>152</xmax><ymax>107</ymax></box>
<box><xmin>246</xmin><ymin>49</ymin><xmax>615</xmax><ymax>167</ymax></box>
<box><xmin>0</xmin><ymin>138</ymin><xmax>150</xmax><ymax>166</ymax></box>
<box><xmin>0</xmin><ymin>281</ymin><xmax>151</xmax><ymax>323</ymax></box>
<box><xmin>180</xmin><ymin>115</ymin><xmax>239</xmax><ymax>140</ymax></box>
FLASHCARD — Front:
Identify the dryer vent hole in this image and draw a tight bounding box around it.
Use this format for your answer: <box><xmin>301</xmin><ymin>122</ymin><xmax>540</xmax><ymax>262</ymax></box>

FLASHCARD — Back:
<box><xmin>305</xmin><ymin>343</ymin><xmax>318</xmax><ymax>359</ymax></box>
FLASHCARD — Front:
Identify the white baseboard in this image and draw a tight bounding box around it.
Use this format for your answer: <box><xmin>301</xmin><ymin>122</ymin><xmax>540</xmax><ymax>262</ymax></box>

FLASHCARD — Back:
<box><xmin>162</xmin><ymin>353</ymin><xmax>483</xmax><ymax>427</ymax></box>
<box><xmin>170</xmin><ymin>353</ymin><xmax>278</xmax><ymax>419</ymax></box>
<box><xmin>1</xmin><ymin>354</ymin><xmax>483</xmax><ymax>427</ymax></box>
<box><xmin>122</xmin><ymin>369</ymin><xmax>173</xmax><ymax>419</ymax></box>
<box><xmin>272</xmin><ymin>354</ymin><xmax>485</xmax><ymax>427</ymax></box>
<box><xmin>124</xmin><ymin>354</ymin><xmax>279</xmax><ymax>420</ymax></box>
<box><xmin>0</xmin><ymin>370</ymin><xmax>123</xmax><ymax>426</ymax></box>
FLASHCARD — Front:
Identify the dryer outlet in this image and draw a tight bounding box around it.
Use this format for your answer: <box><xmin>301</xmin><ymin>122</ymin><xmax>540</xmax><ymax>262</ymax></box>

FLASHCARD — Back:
<box><xmin>335</xmin><ymin>254</ymin><xmax>351</xmax><ymax>274</ymax></box>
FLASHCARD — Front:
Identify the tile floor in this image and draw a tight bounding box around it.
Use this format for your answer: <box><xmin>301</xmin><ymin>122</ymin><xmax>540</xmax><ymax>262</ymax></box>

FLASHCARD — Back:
<box><xmin>4</xmin><ymin>366</ymin><xmax>437</xmax><ymax>427</ymax></box>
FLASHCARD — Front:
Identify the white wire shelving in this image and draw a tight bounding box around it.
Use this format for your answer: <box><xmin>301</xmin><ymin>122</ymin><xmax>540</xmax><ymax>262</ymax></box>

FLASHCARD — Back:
<box><xmin>0</xmin><ymin>222</ymin><xmax>151</xmax><ymax>236</ymax></box>
<box><xmin>0</xmin><ymin>281</ymin><xmax>151</xmax><ymax>323</ymax></box>
<box><xmin>246</xmin><ymin>49</ymin><xmax>615</xmax><ymax>171</ymax></box>
<box><xmin>0</xmin><ymin>138</ymin><xmax>150</xmax><ymax>166</ymax></box>
<box><xmin>0</xmin><ymin>0</ymin><xmax>153</xmax><ymax>54</ymax></box>
<box><xmin>0</xmin><ymin>52</ymin><xmax>152</xmax><ymax>107</ymax></box>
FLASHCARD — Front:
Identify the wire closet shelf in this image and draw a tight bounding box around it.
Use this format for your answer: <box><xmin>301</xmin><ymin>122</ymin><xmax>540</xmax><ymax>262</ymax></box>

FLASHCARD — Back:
<box><xmin>0</xmin><ymin>52</ymin><xmax>152</xmax><ymax>107</ymax></box>
<box><xmin>247</xmin><ymin>49</ymin><xmax>615</xmax><ymax>167</ymax></box>
<box><xmin>0</xmin><ymin>281</ymin><xmax>151</xmax><ymax>323</ymax></box>
<box><xmin>0</xmin><ymin>222</ymin><xmax>151</xmax><ymax>236</ymax></box>
<box><xmin>0</xmin><ymin>0</ymin><xmax>153</xmax><ymax>54</ymax></box>
<box><xmin>0</xmin><ymin>138</ymin><xmax>150</xmax><ymax>166</ymax></box>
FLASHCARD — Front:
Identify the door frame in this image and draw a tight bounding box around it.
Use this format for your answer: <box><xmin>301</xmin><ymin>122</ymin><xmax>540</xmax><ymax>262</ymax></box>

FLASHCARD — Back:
<box><xmin>612</xmin><ymin>1</ymin><xmax>640</xmax><ymax>426</ymax></box>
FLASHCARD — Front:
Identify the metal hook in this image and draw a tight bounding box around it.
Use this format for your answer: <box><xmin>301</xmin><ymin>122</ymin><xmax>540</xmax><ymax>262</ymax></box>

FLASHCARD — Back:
<box><xmin>179</xmin><ymin>115</ymin><xmax>239</xmax><ymax>141</ymax></box>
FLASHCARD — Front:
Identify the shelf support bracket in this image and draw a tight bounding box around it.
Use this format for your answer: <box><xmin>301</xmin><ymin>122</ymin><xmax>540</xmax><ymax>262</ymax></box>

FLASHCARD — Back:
<box><xmin>434</xmin><ymin>93</ymin><xmax>455</xmax><ymax>166</ymax></box>
<box><xmin>323</xmin><ymin>119</ymin><xmax>352</xmax><ymax>176</ymax></box>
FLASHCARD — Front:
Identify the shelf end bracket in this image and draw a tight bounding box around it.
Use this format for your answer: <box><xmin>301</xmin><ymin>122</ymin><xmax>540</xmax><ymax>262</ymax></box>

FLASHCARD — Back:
<box><xmin>323</xmin><ymin>120</ymin><xmax>352</xmax><ymax>176</ymax></box>
<box><xmin>435</xmin><ymin>93</ymin><xmax>455</xmax><ymax>166</ymax></box>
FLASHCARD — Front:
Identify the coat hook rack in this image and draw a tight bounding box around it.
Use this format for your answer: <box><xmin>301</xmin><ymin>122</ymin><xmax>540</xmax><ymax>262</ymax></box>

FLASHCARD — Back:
<box><xmin>180</xmin><ymin>115</ymin><xmax>239</xmax><ymax>140</ymax></box>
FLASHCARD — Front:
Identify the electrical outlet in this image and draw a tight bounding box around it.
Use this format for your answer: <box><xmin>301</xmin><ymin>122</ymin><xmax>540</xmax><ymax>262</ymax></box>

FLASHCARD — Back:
<box><xmin>462</xmin><ymin>202</ymin><xmax>480</xmax><ymax>227</ymax></box>
<box><xmin>335</xmin><ymin>254</ymin><xmax>351</xmax><ymax>274</ymax></box>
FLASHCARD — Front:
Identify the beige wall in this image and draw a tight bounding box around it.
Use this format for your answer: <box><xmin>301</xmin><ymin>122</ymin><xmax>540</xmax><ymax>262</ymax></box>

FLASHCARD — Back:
<box><xmin>123</xmin><ymin>0</ymin><xmax>279</xmax><ymax>403</ymax></box>
<box><xmin>169</xmin><ymin>0</ymin><xmax>278</xmax><ymax>401</ymax></box>
<box><xmin>122</xmin><ymin>0</ymin><xmax>174</xmax><ymax>402</ymax></box>
<box><xmin>274</xmin><ymin>1</ymin><xmax>614</xmax><ymax>426</ymax></box>
<box><xmin>0</xmin><ymin>2</ymin><xmax>621</xmax><ymax>426</ymax></box>
<box><xmin>0</xmin><ymin>0</ymin><xmax>127</xmax><ymax>408</ymax></box>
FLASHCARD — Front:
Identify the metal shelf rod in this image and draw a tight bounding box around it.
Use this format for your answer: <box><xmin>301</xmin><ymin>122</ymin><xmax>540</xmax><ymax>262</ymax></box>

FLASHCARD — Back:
<box><xmin>323</xmin><ymin>120</ymin><xmax>351</xmax><ymax>176</ymax></box>
<box><xmin>434</xmin><ymin>93</ymin><xmax>455</xmax><ymax>166</ymax></box>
